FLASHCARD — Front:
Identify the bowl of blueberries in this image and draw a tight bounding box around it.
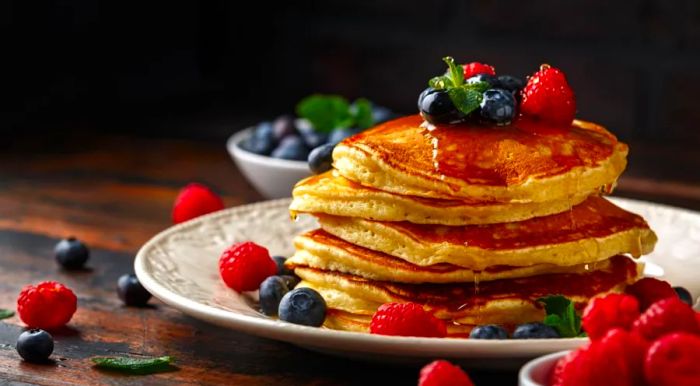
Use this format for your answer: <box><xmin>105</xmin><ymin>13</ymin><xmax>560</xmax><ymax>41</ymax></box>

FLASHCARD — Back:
<box><xmin>228</xmin><ymin>94</ymin><xmax>394</xmax><ymax>199</ymax></box>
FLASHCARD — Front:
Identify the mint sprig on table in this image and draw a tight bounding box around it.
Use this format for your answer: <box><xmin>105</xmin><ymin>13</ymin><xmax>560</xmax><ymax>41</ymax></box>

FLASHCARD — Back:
<box><xmin>537</xmin><ymin>295</ymin><xmax>586</xmax><ymax>338</ymax></box>
<box><xmin>92</xmin><ymin>356</ymin><xmax>176</xmax><ymax>375</ymax></box>
<box><xmin>296</xmin><ymin>95</ymin><xmax>375</xmax><ymax>133</ymax></box>
<box><xmin>428</xmin><ymin>56</ymin><xmax>491</xmax><ymax>115</ymax></box>
<box><xmin>0</xmin><ymin>309</ymin><xmax>14</xmax><ymax>320</ymax></box>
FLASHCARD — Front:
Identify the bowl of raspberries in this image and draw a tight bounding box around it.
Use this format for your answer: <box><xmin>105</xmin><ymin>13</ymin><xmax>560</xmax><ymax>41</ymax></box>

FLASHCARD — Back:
<box><xmin>519</xmin><ymin>278</ymin><xmax>699</xmax><ymax>386</ymax></box>
<box><xmin>227</xmin><ymin>94</ymin><xmax>394</xmax><ymax>199</ymax></box>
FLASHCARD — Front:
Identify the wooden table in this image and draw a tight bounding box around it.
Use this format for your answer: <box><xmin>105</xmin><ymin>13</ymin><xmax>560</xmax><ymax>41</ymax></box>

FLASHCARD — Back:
<box><xmin>1</xmin><ymin>132</ymin><xmax>698</xmax><ymax>385</ymax></box>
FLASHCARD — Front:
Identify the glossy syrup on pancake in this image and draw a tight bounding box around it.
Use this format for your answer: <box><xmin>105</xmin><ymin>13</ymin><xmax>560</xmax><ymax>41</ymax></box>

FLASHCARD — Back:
<box><xmin>343</xmin><ymin>114</ymin><xmax>621</xmax><ymax>187</ymax></box>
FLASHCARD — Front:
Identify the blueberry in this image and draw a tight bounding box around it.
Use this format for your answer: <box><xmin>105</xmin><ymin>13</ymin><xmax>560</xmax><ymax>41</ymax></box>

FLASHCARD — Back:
<box><xmin>674</xmin><ymin>286</ymin><xmax>694</xmax><ymax>306</ymax></box>
<box><xmin>117</xmin><ymin>274</ymin><xmax>152</xmax><ymax>307</ymax></box>
<box><xmin>480</xmin><ymin>88</ymin><xmax>516</xmax><ymax>125</ymax></box>
<box><xmin>308</xmin><ymin>143</ymin><xmax>335</xmax><ymax>174</ymax></box>
<box><xmin>272</xmin><ymin>256</ymin><xmax>294</xmax><ymax>276</ymax></box>
<box><xmin>466</xmin><ymin>74</ymin><xmax>498</xmax><ymax>87</ymax></box>
<box><xmin>417</xmin><ymin>87</ymin><xmax>464</xmax><ymax>124</ymax></box>
<box><xmin>54</xmin><ymin>237</ymin><xmax>89</xmax><ymax>269</ymax></box>
<box><xmin>297</xmin><ymin>121</ymin><xmax>328</xmax><ymax>149</ymax></box>
<box><xmin>242</xmin><ymin>122</ymin><xmax>275</xmax><ymax>155</ymax></box>
<box><xmin>272</xmin><ymin>115</ymin><xmax>298</xmax><ymax>143</ymax></box>
<box><xmin>496</xmin><ymin>75</ymin><xmax>525</xmax><ymax>94</ymax></box>
<box><xmin>512</xmin><ymin>323</ymin><xmax>560</xmax><ymax>339</ymax></box>
<box><xmin>280</xmin><ymin>275</ymin><xmax>300</xmax><ymax>289</ymax></box>
<box><xmin>328</xmin><ymin>127</ymin><xmax>359</xmax><ymax>145</ymax></box>
<box><xmin>259</xmin><ymin>276</ymin><xmax>290</xmax><ymax>316</ymax></box>
<box><xmin>372</xmin><ymin>106</ymin><xmax>395</xmax><ymax>124</ymax></box>
<box><xmin>469</xmin><ymin>324</ymin><xmax>509</xmax><ymax>339</ymax></box>
<box><xmin>16</xmin><ymin>329</ymin><xmax>54</xmax><ymax>363</ymax></box>
<box><xmin>278</xmin><ymin>287</ymin><xmax>326</xmax><ymax>327</ymax></box>
<box><xmin>270</xmin><ymin>135</ymin><xmax>310</xmax><ymax>161</ymax></box>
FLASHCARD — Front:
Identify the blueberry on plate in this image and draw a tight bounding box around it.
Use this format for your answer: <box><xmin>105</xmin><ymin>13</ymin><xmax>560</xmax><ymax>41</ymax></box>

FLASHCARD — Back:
<box><xmin>280</xmin><ymin>275</ymin><xmax>300</xmax><ymax>289</ymax></box>
<box><xmin>297</xmin><ymin>121</ymin><xmax>328</xmax><ymax>149</ymax></box>
<box><xmin>328</xmin><ymin>127</ymin><xmax>358</xmax><ymax>145</ymax></box>
<box><xmin>242</xmin><ymin>122</ymin><xmax>276</xmax><ymax>155</ymax></box>
<box><xmin>480</xmin><ymin>88</ymin><xmax>516</xmax><ymax>125</ymax></box>
<box><xmin>308</xmin><ymin>143</ymin><xmax>335</xmax><ymax>174</ymax></box>
<box><xmin>466</xmin><ymin>74</ymin><xmax>498</xmax><ymax>87</ymax></box>
<box><xmin>117</xmin><ymin>274</ymin><xmax>152</xmax><ymax>307</ymax></box>
<box><xmin>259</xmin><ymin>276</ymin><xmax>290</xmax><ymax>316</ymax></box>
<box><xmin>278</xmin><ymin>287</ymin><xmax>326</xmax><ymax>327</ymax></box>
<box><xmin>270</xmin><ymin>135</ymin><xmax>310</xmax><ymax>161</ymax></box>
<box><xmin>512</xmin><ymin>322</ymin><xmax>560</xmax><ymax>339</ymax></box>
<box><xmin>54</xmin><ymin>237</ymin><xmax>90</xmax><ymax>269</ymax></box>
<box><xmin>272</xmin><ymin>256</ymin><xmax>294</xmax><ymax>276</ymax></box>
<box><xmin>469</xmin><ymin>324</ymin><xmax>509</xmax><ymax>339</ymax></box>
<box><xmin>16</xmin><ymin>329</ymin><xmax>54</xmax><ymax>363</ymax></box>
<box><xmin>673</xmin><ymin>286</ymin><xmax>694</xmax><ymax>305</ymax></box>
<box><xmin>496</xmin><ymin>75</ymin><xmax>525</xmax><ymax>94</ymax></box>
<box><xmin>272</xmin><ymin>115</ymin><xmax>298</xmax><ymax>143</ymax></box>
<box><xmin>418</xmin><ymin>87</ymin><xmax>464</xmax><ymax>124</ymax></box>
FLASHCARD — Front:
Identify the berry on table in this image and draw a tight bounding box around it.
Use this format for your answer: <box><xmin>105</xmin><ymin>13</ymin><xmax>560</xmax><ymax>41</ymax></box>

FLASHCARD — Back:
<box><xmin>644</xmin><ymin>332</ymin><xmax>700</xmax><ymax>386</ymax></box>
<box><xmin>369</xmin><ymin>302</ymin><xmax>446</xmax><ymax>338</ymax></box>
<box><xmin>270</xmin><ymin>135</ymin><xmax>310</xmax><ymax>161</ymax></box>
<box><xmin>673</xmin><ymin>286</ymin><xmax>694</xmax><ymax>306</ymax></box>
<box><xmin>17</xmin><ymin>281</ymin><xmax>77</xmax><ymax>330</ymax></box>
<box><xmin>625</xmin><ymin>277</ymin><xmax>677</xmax><ymax>310</ymax></box>
<box><xmin>418</xmin><ymin>360</ymin><xmax>474</xmax><ymax>386</ymax></box>
<box><xmin>278</xmin><ymin>287</ymin><xmax>326</xmax><ymax>327</ymax></box>
<box><xmin>512</xmin><ymin>322</ymin><xmax>559</xmax><ymax>339</ymax></box>
<box><xmin>632</xmin><ymin>296</ymin><xmax>699</xmax><ymax>340</ymax></box>
<box><xmin>418</xmin><ymin>88</ymin><xmax>464</xmax><ymax>124</ymax></box>
<box><xmin>582</xmin><ymin>293</ymin><xmax>640</xmax><ymax>340</ymax></box>
<box><xmin>272</xmin><ymin>256</ymin><xmax>294</xmax><ymax>276</ymax></box>
<box><xmin>520</xmin><ymin>64</ymin><xmax>576</xmax><ymax>126</ymax></box>
<box><xmin>479</xmin><ymin>88</ymin><xmax>516</xmax><ymax>124</ymax></box>
<box><xmin>172</xmin><ymin>183</ymin><xmax>225</xmax><ymax>224</ymax></box>
<box><xmin>259</xmin><ymin>276</ymin><xmax>289</xmax><ymax>316</ymax></box>
<box><xmin>54</xmin><ymin>237</ymin><xmax>90</xmax><ymax>269</ymax></box>
<box><xmin>219</xmin><ymin>242</ymin><xmax>277</xmax><ymax>292</ymax></box>
<box><xmin>16</xmin><ymin>329</ymin><xmax>54</xmax><ymax>363</ymax></box>
<box><xmin>468</xmin><ymin>324</ymin><xmax>508</xmax><ymax>339</ymax></box>
<box><xmin>117</xmin><ymin>274</ymin><xmax>152</xmax><ymax>307</ymax></box>
<box><xmin>307</xmin><ymin>143</ymin><xmax>335</xmax><ymax>175</ymax></box>
<box><xmin>462</xmin><ymin>62</ymin><xmax>496</xmax><ymax>78</ymax></box>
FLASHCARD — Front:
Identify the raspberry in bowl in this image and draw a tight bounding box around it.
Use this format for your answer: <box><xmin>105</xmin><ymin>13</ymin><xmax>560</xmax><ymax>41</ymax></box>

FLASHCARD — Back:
<box><xmin>227</xmin><ymin>95</ymin><xmax>394</xmax><ymax>199</ymax></box>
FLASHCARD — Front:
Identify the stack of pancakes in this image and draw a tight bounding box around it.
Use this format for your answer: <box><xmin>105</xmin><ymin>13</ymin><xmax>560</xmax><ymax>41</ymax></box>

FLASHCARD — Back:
<box><xmin>286</xmin><ymin>115</ymin><xmax>657</xmax><ymax>336</ymax></box>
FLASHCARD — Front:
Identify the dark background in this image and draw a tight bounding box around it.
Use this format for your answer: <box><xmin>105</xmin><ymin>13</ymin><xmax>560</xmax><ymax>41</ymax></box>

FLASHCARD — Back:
<box><xmin>2</xmin><ymin>0</ymin><xmax>699</xmax><ymax>186</ymax></box>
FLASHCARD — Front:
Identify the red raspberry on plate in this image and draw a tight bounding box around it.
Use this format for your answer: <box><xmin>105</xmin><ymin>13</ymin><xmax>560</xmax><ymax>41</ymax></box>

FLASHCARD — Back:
<box><xmin>369</xmin><ymin>302</ymin><xmax>446</xmax><ymax>338</ymax></box>
<box><xmin>17</xmin><ymin>281</ymin><xmax>77</xmax><ymax>330</ymax></box>
<box><xmin>625</xmin><ymin>277</ymin><xmax>676</xmax><ymax>311</ymax></box>
<box><xmin>632</xmin><ymin>297</ymin><xmax>699</xmax><ymax>341</ymax></box>
<box><xmin>172</xmin><ymin>183</ymin><xmax>225</xmax><ymax>224</ymax></box>
<box><xmin>462</xmin><ymin>62</ymin><xmax>496</xmax><ymax>78</ymax></box>
<box><xmin>219</xmin><ymin>242</ymin><xmax>277</xmax><ymax>292</ymax></box>
<box><xmin>418</xmin><ymin>360</ymin><xmax>474</xmax><ymax>386</ymax></box>
<box><xmin>644</xmin><ymin>332</ymin><xmax>700</xmax><ymax>386</ymax></box>
<box><xmin>520</xmin><ymin>64</ymin><xmax>576</xmax><ymax>126</ymax></box>
<box><xmin>582</xmin><ymin>293</ymin><xmax>640</xmax><ymax>340</ymax></box>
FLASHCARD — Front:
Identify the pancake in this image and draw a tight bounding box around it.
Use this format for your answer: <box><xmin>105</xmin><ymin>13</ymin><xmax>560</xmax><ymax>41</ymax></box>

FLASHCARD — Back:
<box><xmin>288</xmin><ymin>229</ymin><xmax>620</xmax><ymax>283</ymax></box>
<box><xmin>317</xmin><ymin>196</ymin><xmax>656</xmax><ymax>270</ymax></box>
<box><xmin>323</xmin><ymin>309</ymin><xmax>475</xmax><ymax>337</ymax></box>
<box><xmin>293</xmin><ymin>255</ymin><xmax>641</xmax><ymax>332</ymax></box>
<box><xmin>333</xmin><ymin>115</ymin><xmax>628</xmax><ymax>202</ymax></box>
<box><xmin>290</xmin><ymin>171</ymin><xmax>593</xmax><ymax>225</ymax></box>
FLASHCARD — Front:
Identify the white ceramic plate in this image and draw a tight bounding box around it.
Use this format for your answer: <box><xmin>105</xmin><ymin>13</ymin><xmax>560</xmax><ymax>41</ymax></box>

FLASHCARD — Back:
<box><xmin>134</xmin><ymin>197</ymin><xmax>700</xmax><ymax>367</ymax></box>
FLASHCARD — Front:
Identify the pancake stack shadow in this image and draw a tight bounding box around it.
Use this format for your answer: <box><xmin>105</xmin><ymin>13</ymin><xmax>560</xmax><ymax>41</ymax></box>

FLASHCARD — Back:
<box><xmin>286</xmin><ymin>115</ymin><xmax>657</xmax><ymax>336</ymax></box>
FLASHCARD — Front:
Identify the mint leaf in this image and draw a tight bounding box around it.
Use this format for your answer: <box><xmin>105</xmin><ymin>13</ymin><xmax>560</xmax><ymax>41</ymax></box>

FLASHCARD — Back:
<box><xmin>466</xmin><ymin>81</ymin><xmax>491</xmax><ymax>93</ymax></box>
<box><xmin>92</xmin><ymin>356</ymin><xmax>175</xmax><ymax>375</ymax></box>
<box><xmin>0</xmin><ymin>309</ymin><xmax>14</xmax><ymax>320</ymax></box>
<box><xmin>351</xmin><ymin>98</ymin><xmax>374</xmax><ymax>129</ymax></box>
<box><xmin>538</xmin><ymin>295</ymin><xmax>583</xmax><ymax>338</ymax></box>
<box><xmin>447</xmin><ymin>86</ymin><xmax>483</xmax><ymax>115</ymax></box>
<box><xmin>296</xmin><ymin>95</ymin><xmax>352</xmax><ymax>133</ymax></box>
<box><xmin>429</xmin><ymin>75</ymin><xmax>452</xmax><ymax>90</ymax></box>
<box><xmin>443</xmin><ymin>56</ymin><xmax>464</xmax><ymax>87</ymax></box>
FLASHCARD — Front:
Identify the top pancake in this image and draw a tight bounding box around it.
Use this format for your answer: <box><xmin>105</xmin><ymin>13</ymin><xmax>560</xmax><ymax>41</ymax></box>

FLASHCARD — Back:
<box><xmin>333</xmin><ymin>115</ymin><xmax>628</xmax><ymax>202</ymax></box>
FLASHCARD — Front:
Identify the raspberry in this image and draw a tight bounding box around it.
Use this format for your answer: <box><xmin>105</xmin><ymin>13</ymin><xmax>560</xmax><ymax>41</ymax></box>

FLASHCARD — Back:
<box><xmin>369</xmin><ymin>302</ymin><xmax>447</xmax><ymax>338</ymax></box>
<box><xmin>632</xmin><ymin>297</ymin><xmax>699</xmax><ymax>341</ymax></box>
<box><xmin>520</xmin><ymin>64</ymin><xmax>576</xmax><ymax>126</ymax></box>
<box><xmin>644</xmin><ymin>332</ymin><xmax>700</xmax><ymax>386</ymax></box>
<box><xmin>625</xmin><ymin>277</ymin><xmax>677</xmax><ymax>311</ymax></box>
<box><xmin>581</xmin><ymin>294</ymin><xmax>640</xmax><ymax>340</ymax></box>
<box><xmin>218</xmin><ymin>242</ymin><xmax>277</xmax><ymax>292</ymax></box>
<box><xmin>462</xmin><ymin>62</ymin><xmax>496</xmax><ymax>79</ymax></box>
<box><xmin>418</xmin><ymin>360</ymin><xmax>474</xmax><ymax>386</ymax></box>
<box><xmin>172</xmin><ymin>183</ymin><xmax>225</xmax><ymax>224</ymax></box>
<box><xmin>17</xmin><ymin>281</ymin><xmax>77</xmax><ymax>330</ymax></box>
<box><xmin>551</xmin><ymin>347</ymin><xmax>587</xmax><ymax>386</ymax></box>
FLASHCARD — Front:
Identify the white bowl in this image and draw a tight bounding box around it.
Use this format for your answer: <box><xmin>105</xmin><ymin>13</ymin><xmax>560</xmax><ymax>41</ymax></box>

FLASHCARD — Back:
<box><xmin>227</xmin><ymin>127</ymin><xmax>311</xmax><ymax>199</ymax></box>
<box><xmin>518</xmin><ymin>350</ymin><xmax>568</xmax><ymax>386</ymax></box>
